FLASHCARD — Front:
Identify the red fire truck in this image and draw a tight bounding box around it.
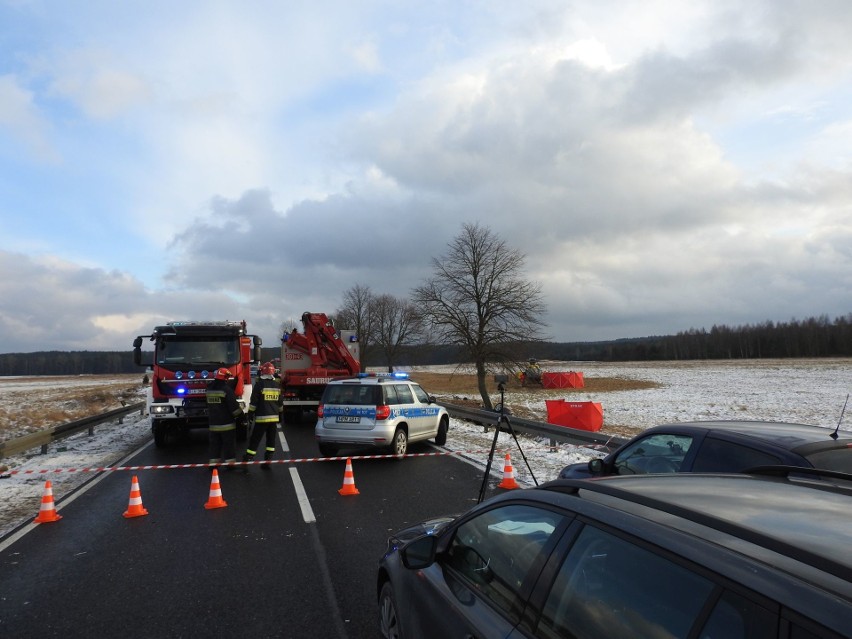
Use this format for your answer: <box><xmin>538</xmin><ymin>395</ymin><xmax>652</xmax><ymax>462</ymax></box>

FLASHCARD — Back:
<box><xmin>133</xmin><ymin>320</ymin><xmax>262</xmax><ymax>447</ymax></box>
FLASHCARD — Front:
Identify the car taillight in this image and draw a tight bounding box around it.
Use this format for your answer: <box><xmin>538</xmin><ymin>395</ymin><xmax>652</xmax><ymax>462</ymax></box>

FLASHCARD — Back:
<box><xmin>375</xmin><ymin>405</ymin><xmax>390</xmax><ymax>420</ymax></box>
<box><xmin>317</xmin><ymin>404</ymin><xmax>324</xmax><ymax>418</ymax></box>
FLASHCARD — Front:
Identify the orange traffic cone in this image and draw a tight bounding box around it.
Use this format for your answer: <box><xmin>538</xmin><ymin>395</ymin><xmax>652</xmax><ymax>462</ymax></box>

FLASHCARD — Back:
<box><xmin>204</xmin><ymin>469</ymin><xmax>228</xmax><ymax>509</ymax></box>
<box><xmin>33</xmin><ymin>480</ymin><xmax>62</xmax><ymax>523</ymax></box>
<box><xmin>338</xmin><ymin>458</ymin><xmax>360</xmax><ymax>496</ymax></box>
<box><xmin>122</xmin><ymin>475</ymin><xmax>149</xmax><ymax>518</ymax></box>
<box><xmin>497</xmin><ymin>453</ymin><xmax>520</xmax><ymax>490</ymax></box>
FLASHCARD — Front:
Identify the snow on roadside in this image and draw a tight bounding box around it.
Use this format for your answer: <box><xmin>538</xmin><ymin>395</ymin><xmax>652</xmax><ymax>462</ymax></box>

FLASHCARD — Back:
<box><xmin>0</xmin><ymin>411</ymin><xmax>153</xmax><ymax>540</ymax></box>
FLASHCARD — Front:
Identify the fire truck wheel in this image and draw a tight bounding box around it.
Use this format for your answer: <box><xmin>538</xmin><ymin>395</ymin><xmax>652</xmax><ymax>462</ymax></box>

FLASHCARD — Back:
<box><xmin>434</xmin><ymin>417</ymin><xmax>449</xmax><ymax>446</ymax></box>
<box><xmin>152</xmin><ymin>420</ymin><xmax>167</xmax><ymax>448</ymax></box>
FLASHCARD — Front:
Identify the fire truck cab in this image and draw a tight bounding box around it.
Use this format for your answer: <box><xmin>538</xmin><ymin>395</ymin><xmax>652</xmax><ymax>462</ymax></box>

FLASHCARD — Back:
<box><xmin>133</xmin><ymin>320</ymin><xmax>262</xmax><ymax>447</ymax></box>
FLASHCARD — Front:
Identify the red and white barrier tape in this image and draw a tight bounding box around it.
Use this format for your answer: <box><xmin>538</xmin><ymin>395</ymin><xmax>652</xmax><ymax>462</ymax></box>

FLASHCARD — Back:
<box><xmin>1</xmin><ymin>449</ymin><xmax>508</xmax><ymax>476</ymax></box>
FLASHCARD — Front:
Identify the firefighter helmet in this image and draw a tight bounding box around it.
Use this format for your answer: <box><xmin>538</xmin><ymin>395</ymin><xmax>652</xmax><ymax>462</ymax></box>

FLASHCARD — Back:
<box><xmin>260</xmin><ymin>362</ymin><xmax>276</xmax><ymax>376</ymax></box>
<box><xmin>214</xmin><ymin>367</ymin><xmax>232</xmax><ymax>381</ymax></box>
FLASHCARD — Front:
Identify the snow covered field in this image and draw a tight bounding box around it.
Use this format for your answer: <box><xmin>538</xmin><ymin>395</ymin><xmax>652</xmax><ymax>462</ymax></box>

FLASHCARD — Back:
<box><xmin>2</xmin><ymin>359</ymin><xmax>850</xmax><ymax>541</ymax></box>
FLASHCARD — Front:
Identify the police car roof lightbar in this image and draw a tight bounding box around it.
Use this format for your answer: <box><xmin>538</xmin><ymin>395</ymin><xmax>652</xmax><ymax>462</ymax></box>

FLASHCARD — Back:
<box><xmin>356</xmin><ymin>372</ymin><xmax>409</xmax><ymax>379</ymax></box>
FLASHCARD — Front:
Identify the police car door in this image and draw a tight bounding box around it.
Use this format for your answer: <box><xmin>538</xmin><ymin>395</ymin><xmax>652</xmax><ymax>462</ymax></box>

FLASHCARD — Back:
<box><xmin>409</xmin><ymin>382</ymin><xmax>435</xmax><ymax>440</ymax></box>
<box><xmin>390</xmin><ymin>383</ymin><xmax>417</xmax><ymax>438</ymax></box>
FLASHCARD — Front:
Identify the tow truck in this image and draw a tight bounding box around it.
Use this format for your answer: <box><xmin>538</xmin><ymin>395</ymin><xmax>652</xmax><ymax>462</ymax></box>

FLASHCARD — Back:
<box><xmin>279</xmin><ymin>312</ymin><xmax>360</xmax><ymax>421</ymax></box>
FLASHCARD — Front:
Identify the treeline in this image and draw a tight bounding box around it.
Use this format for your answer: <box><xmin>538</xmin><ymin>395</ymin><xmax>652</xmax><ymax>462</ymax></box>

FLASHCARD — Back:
<box><xmin>1</xmin><ymin>314</ymin><xmax>851</xmax><ymax>376</ymax></box>
<box><xmin>521</xmin><ymin>314</ymin><xmax>852</xmax><ymax>362</ymax></box>
<box><xmin>0</xmin><ymin>351</ymin><xmax>137</xmax><ymax>376</ymax></box>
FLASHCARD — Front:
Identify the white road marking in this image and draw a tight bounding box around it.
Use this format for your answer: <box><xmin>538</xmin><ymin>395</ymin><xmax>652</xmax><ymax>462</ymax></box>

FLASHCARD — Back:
<box><xmin>279</xmin><ymin>429</ymin><xmax>316</xmax><ymax>523</ymax></box>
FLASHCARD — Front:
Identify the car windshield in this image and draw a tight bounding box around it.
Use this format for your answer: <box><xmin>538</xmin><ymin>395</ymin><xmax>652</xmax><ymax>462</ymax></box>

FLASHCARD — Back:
<box><xmin>323</xmin><ymin>384</ymin><xmax>381</xmax><ymax>405</ymax></box>
<box><xmin>156</xmin><ymin>336</ymin><xmax>239</xmax><ymax>366</ymax></box>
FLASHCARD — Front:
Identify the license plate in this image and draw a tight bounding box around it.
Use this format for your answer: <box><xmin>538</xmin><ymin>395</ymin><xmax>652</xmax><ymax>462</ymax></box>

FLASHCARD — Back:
<box><xmin>336</xmin><ymin>415</ymin><xmax>360</xmax><ymax>423</ymax></box>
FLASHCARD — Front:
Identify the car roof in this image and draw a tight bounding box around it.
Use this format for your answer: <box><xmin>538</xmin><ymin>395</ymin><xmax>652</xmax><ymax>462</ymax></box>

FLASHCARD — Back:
<box><xmin>541</xmin><ymin>474</ymin><xmax>852</xmax><ymax>579</ymax></box>
<box><xmin>645</xmin><ymin>420</ymin><xmax>850</xmax><ymax>451</ymax></box>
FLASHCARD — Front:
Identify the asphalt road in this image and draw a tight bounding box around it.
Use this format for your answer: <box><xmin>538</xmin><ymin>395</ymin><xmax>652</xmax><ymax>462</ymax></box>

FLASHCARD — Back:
<box><xmin>0</xmin><ymin>418</ymin><xmax>503</xmax><ymax>638</ymax></box>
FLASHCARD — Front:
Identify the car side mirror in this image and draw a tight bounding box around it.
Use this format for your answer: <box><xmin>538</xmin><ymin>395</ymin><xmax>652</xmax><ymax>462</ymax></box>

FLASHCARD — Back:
<box><xmin>401</xmin><ymin>535</ymin><xmax>438</xmax><ymax>570</ymax></box>
<box><xmin>588</xmin><ymin>458</ymin><xmax>604</xmax><ymax>474</ymax></box>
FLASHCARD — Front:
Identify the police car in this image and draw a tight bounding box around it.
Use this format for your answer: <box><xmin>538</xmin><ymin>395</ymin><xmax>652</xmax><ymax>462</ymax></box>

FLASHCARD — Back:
<box><xmin>315</xmin><ymin>373</ymin><xmax>450</xmax><ymax>457</ymax></box>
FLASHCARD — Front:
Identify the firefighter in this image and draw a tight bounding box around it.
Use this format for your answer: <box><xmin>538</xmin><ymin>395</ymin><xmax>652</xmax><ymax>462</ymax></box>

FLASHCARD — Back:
<box><xmin>242</xmin><ymin>361</ymin><xmax>282</xmax><ymax>470</ymax></box>
<box><xmin>207</xmin><ymin>367</ymin><xmax>245</xmax><ymax>470</ymax></box>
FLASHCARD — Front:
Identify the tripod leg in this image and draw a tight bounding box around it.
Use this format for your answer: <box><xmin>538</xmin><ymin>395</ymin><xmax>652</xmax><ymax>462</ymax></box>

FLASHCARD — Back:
<box><xmin>502</xmin><ymin>416</ymin><xmax>538</xmax><ymax>487</ymax></box>
<box><xmin>477</xmin><ymin>416</ymin><xmax>502</xmax><ymax>504</ymax></box>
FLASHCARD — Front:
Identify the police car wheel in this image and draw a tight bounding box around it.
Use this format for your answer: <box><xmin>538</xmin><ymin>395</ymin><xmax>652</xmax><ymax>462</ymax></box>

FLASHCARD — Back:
<box><xmin>434</xmin><ymin>417</ymin><xmax>448</xmax><ymax>446</ymax></box>
<box><xmin>390</xmin><ymin>428</ymin><xmax>407</xmax><ymax>457</ymax></box>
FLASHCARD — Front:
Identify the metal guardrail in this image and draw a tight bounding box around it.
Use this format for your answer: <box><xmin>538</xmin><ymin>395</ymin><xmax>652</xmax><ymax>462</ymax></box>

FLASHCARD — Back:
<box><xmin>0</xmin><ymin>400</ymin><xmax>623</xmax><ymax>460</ymax></box>
<box><xmin>441</xmin><ymin>402</ymin><xmax>627</xmax><ymax>453</ymax></box>
<box><xmin>0</xmin><ymin>402</ymin><xmax>145</xmax><ymax>459</ymax></box>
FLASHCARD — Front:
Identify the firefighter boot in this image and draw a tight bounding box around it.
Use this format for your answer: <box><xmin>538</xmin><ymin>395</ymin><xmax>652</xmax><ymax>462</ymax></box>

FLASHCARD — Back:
<box><xmin>262</xmin><ymin>450</ymin><xmax>274</xmax><ymax>470</ymax></box>
<box><xmin>242</xmin><ymin>452</ymin><xmax>255</xmax><ymax>473</ymax></box>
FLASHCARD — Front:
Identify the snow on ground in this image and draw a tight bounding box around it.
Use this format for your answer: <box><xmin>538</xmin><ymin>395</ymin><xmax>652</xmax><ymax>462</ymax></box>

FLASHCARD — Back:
<box><xmin>2</xmin><ymin>359</ymin><xmax>850</xmax><ymax>541</ymax></box>
<box><xmin>409</xmin><ymin>358</ymin><xmax>852</xmax><ymax>431</ymax></box>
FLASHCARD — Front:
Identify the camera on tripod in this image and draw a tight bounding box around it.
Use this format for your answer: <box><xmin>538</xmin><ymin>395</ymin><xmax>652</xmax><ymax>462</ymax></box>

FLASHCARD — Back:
<box><xmin>494</xmin><ymin>373</ymin><xmax>508</xmax><ymax>390</ymax></box>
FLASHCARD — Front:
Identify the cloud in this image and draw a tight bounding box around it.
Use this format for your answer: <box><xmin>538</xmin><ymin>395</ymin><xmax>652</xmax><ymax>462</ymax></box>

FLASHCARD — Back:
<box><xmin>47</xmin><ymin>50</ymin><xmax>154</xmax><ymax>119</ymax></box>
<box><xmin>2</xmin><ymin>1</ymin><xmax>852</xmax><ymax>352</ymax></box>
<box><xmin>0</xmin><ymin>251</ymin><xmax>282</xmax><ymax>353</ymax></box>
<box><xmin>0</xmin><ymin>74</ymin><xmax>60</xmax><ymax>162</ymax></box>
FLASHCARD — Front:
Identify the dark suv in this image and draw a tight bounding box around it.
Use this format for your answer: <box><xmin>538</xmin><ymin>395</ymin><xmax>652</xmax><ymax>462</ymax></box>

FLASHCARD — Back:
<box><xmin>377</xmin><ymin>472</ymin><xmax>852</xmax><ymax>638</ymax></box>
<box><xmin>559</xmin><ymin>420</ymin><xmax>852</xmax><ymax>479</ymax></box>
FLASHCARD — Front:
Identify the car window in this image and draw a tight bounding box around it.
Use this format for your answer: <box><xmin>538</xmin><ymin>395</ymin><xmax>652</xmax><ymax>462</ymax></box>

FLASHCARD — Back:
<box><xmin>788</xmin><ymin>620</ymin><xmax>844</xmax><ymax>639</ymax></box>
<box><xmin>613</xmin><ymin>434</ymin><xmax>694</xmax><ymax>475</ymax></box>
<box><xmin>804</xmin><ymin>448</ymin><xmax>852</xmax><ymax>473</ymax></box>
<box><xmin>323</xmin><ymin>384</ymin><xmax>379</xmax><ymax>405</ymax></box>
<box><xmin>537</xmin><ymin>525</ymin><xmax>714</xmax><ymax>639</ymax></box>
<box><xmin>382</xmin><ymin>384</ymin><xmax>398</xmax><ymax>405</ymax></box>
<box><xmin>411</xmin><ymin>383</ymin><xmax>430</xmax><ymax>404</ymax></box>
<box><xmin>692</xmin><ymin>438</ymin><xmax>781</xmax><ymax>472</ymax></box>
<box><xmin>698</xmin><ymin>590</ymin><xmax>776</xmax><ymax>639</ymax></box>
<box><xmin>323</xmin><ymin>385</ymin><xmax>356</xmax><ymax>404</ymax></box>
<box><xmin>446</xmin><ymin>504</ymin><xmax>566</xmax><ymax>623</ymax></box>
<box><xmin>394</xmin><ymin>384</ymin><xmax>414</xmax><ymax>404</ymax></box>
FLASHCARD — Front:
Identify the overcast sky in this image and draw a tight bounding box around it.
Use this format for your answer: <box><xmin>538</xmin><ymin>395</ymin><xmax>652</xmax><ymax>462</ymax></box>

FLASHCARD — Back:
<box><xmin>1</xmin><ymin>1</ymin><xmax>851</xmax><ymax>354</ymax></box>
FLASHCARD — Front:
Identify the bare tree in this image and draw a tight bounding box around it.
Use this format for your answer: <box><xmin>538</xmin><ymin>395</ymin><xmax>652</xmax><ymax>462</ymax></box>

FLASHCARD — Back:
<box><xmin>334</xmin><ymin>284</ymin><xmax>375</xmax><ymax>367</ymax></box>
<box><xmin>373</xmin><ymin>294</ymin><xmax>423</xmax><ymax>371</ymax></box>
<box><xmin>412</xmin><ymin>222</ymin><xmax>547</xmax><ymax>408</ymax></box>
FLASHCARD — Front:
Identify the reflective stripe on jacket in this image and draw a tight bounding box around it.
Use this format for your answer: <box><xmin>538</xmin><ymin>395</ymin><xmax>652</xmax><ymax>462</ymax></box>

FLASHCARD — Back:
<box><xmin>207</xmin><ymin>379</ymin><xmax>243</xmax><ymax>430</ymax></box>
<box><xmin>248</xmin><ymin>376</ymin><xmax>283</xmax><ymax>424</ymax></box>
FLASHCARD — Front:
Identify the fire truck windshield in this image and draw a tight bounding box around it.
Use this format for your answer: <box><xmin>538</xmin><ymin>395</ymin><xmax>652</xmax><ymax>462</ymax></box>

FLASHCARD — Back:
<box><xmin>156</xmin><ymin>336</ymin><xmax>239</xmax><ymax>366</ymax></box>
